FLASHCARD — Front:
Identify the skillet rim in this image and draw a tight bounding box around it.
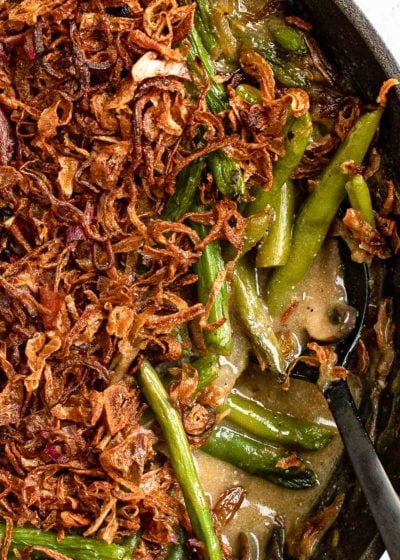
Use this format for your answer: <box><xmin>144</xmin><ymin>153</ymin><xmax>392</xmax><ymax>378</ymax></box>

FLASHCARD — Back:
<box><xmin>289</xmin><ymin>1</ymin><xmax>400</xmax><ymax>558</ymax></box>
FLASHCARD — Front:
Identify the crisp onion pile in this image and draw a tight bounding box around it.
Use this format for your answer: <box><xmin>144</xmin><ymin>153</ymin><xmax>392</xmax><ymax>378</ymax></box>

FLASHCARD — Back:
<box><xmin>0</xmin><ymin>0</ymin><xmax>399</xmax><ymax>559</ymax></box>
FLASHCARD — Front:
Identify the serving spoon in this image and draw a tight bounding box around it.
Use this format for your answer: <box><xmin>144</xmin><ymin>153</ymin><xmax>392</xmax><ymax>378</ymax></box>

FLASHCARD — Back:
<box><xmin>291</xmin><ymin>242</ymin><xmax>400</xmax><ymax>560</ymax></box>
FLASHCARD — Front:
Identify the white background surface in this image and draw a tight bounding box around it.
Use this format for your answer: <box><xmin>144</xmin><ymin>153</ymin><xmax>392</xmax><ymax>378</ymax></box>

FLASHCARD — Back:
<box><xmin>352</xmin><ymin>3</ymin><xmax>399</xmax><ymax>558</ymax></box>
<box><xmin>355</xmin><ymin>0</ymin><xmax>400</xmax><ymax>63</ymax></box>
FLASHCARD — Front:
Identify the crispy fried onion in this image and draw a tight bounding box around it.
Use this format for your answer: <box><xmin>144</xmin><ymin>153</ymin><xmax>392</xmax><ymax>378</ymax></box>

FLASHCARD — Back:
<box><xmin>289</xmin><ymin>342</ymin><xmax>348</xmax><ymax>391</ymax></box>
<box><xmin>373</xmin><ymin>299</ymin><xmax>395</xmax><ymax>379</ymax></box>
<box><xmin>376</xmin><ymin>78</ymin><xmax>400</xmax><ymax>107</ymax></box>
<box><xmin>131</xmin><ymin>52</ymin><xmax>190</xmax><ymax>82</ymax></box>
<box><xmin>342</xmin><ymin>208</ymin><xmax>391</xmax><ymax>261</ymax></box>
<box><xmin>0</xmin><ymin>0</ymin><xmax>252</xmax><ymax>544</ymax></box>
<box><xmin>224</xmin><ymin>50</ymin><xmax>310</xmax><ymax>188</ymax></box>
<box><xmin>0</xmin><ymin>0</ymin><xmax>390</xmax><ymax>551</ymax></box>
<box><xmin>213</xmin><ymin>486</ymin><xmax>246</xmax><ymax>529</ymax></box>
<box><xmin>0</xmin><ymin>376</ymin><xmax>182</xmax><ymax>544</ymax></box>
<box><xmin>288</xmin><ymin>496</ymin><xmax>344</xmax><ymax>559</ymax></box>
<box><xmin>8</xmin><ymin>0</ymin><xmax>77</xmax><ymax>25</ymax></box>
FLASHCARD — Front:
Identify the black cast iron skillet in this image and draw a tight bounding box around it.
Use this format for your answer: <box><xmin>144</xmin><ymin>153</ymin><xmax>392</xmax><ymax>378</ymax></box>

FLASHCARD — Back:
<box><xmin>289</xmin><ymin>2</ymin><xmax>400</xmax><ymax>559</ymax></box>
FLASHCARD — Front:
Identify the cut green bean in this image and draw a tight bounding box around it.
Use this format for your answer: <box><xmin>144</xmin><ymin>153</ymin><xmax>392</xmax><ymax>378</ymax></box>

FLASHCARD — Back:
<box><xmin>207</xmin><ymin>150</ymin><xmax>245</xmax><ymax>198</ymax></box>
<box><xmin>188</xmin><ymin>20</ymin><xmax>246</xmax><ymax>198</ymax></box>
<box><xmin>232</xmin><ymin>259</ymin><xmax>285</xmax><ymax>378</ymax></box>
<box><xmin>193</xmin><ymin>220</ymin><xmax>232</xmax><ymax>355</ymax></box>
<box><xmin>187</xmin><ymin>26</ymin><xmax>228</xmax><ymax>114</ymax></box>
<box><xmin>211</xmin><ymin>7</ymin><xmax>237</xmax><ymax>58</ymax></box>
<box><xmin>345</xmin><ymin>173</ymin><xmax>375</xmax><ymax>227</ymax></box>
<box><xmin>242</xmin><ymin>206</ymin><xmax>275</xmax><ymax>256</ymax></box>
<box><xmin>194</xmin><ymin>0</ymin><xmax>219</xmax><ymax>56</ymax></box>
<box><xmin>224</xmin><ymin>206</ymin><xmax>274</xmax><ymax>262</ymax></box>
<box><xmin>165</xmin><ymin>543</ymin><xmax>188</xmax><ymax>560</ymax></box>
<box><xmin>225</xmin><ymin>392</ymin><xmax>335</xmax><ymax>450</ymax></box>
<box><xmin>267</xmin><ymin>16</ymin><xmax>307</xmax><ymax>55</ymax></box>
<box><xmin>138</xmin><ymin>361</ymin><xmax>222</xmax><ymax>560</ymax></box>
<box><xmin>266</xmin><ymin>107</ymin><xmax>383</xmax><ymax>317</ymax></box>
<box><xmin>155</xmin><ymin>355</ymin><xmax>218</xmax><ymax>394</ymax></box>
<box><xmin>162</xmin><ymin>161</ymin><xmax>205</xmax><ymax>222</ymax></box>
<box><xmin>165</xmin><ymin>528</ymin><xmax>188</xmax><ymax>560</ymax></box>
<box><xmin>230</xmin><ymin>21</ymin><xmax>308</xmax><ymax>87</ymax></box>
<box><xmin>246</xmin><ymin>113</ymin><xmax>312</xmax><ymax>217</ymax></box>
<box><xmin>201</xmin><ymin>425</ymin><xmax>317</xmax><ymax>489</ymax></box>
<box><xmin>237</xmin><ymin>113</ymin><xmax>311</xmax><ymax>264</ymax></box>
<box><xmin>235</xmin><ymin>84</ymin><xmax>262</xmax><ymax>104</ymax></box>
<box><xmin>256</xmin><ymin>180</ymin><xmax>295</xmax><ymax>268</ymax></box>
<box><xmin>0</xmin><ymin>524</ymin><xmax>139</xmax><ymax>560</ymax></box>
<box><xmin>193</xmin><ymin>354</ymin><xmax>219</xmax><ymax>392</ymax></box>
<box><xmin>272</xmin><ymin>61</ymin><xmax>308</xmax><ymax>88</ymax></box>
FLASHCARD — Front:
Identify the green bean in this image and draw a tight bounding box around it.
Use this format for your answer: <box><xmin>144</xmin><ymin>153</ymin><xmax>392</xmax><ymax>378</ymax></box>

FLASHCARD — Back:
<box><xmin>194</xmin><ymin>0</ymin><xmax>219</xmax><ymax>56</ymax></box>
<box><xmin>246</xmin><ymin>113</ymin><xmax>312</xmax><ymax>216</ymax></box>
<box><xmin>201</xmin><ymin>425</ymin><xmax>317</xmax><ymax>489</ymax></box>
<box><xmin>236</xmin><ymin>113</ymin><xmax>311</xmax><ymax>263</ymax></box>
<box><xmin>172</xmin><ymin>323</ymin><xmax>193</xmax><ymax>358</ymax></box>
<box><xmin>193</xmin><ymin>220</ymin><xmax>232</xmax><ymax>355</ymax></box>
<box><xmin>236</xmin><ymin>113</ymin><xmax>311</xmax><ymax>264</ymax></box>
<box><xmin>229</xmin><ymin>17</ymin><xmax>278</xmax><ymax>63</ymax></box>
<box><xmin>211</xmin><ymin>7</ymin><xmax>237</xmax><ymax>59</ymax></box>
<box><xmin>162</xmin><ymin>161</ymin><xmax>206</xmax><ymax>222</ymax></box>
<box><xmin>152</xmin><ymin>355</ymin><xmax>218</xmax><ymax>395</ymax></box>
<box><xmin>225</xmin><ymin>392</ymin><xmax>335</xmax><ymax>450</ymax></box>
<box><xmin>232</xmin><ymin>259</ymin><xmax>285</xmax><ymax>378</ymax></box>
<box><xmin>163</xmin><ymin>164</ymin><xmax>231</xmax><ymax>355</ymax></box>
<box><xmin>266</xmin><ymin>107</ymin><xmax>383</xmax><ymax>317</ymax></box>
<box><xmin>0</xmin><ymin>525</ymin><xmax>139</xmax><ymax>560</ymax></box>
<box><xmin>256</xmin><ymin>180</ymin><xmax>295</xmax><ymax>268</ymax></box>
<box><xmin>207</xmin><ymin>150</ymin><xmax>245</xmax><ymax>198</ymax></box>
<box><xmin>224</xmin><ymin>206</ymin><xmax>274</xmax><ymax>262</ymax></box>
<box><xmin>188</xmin><ymin>23</ymin><xmax>245</xmax><ymax>198</ymax></box>
<box><xmin>187</xmin><ymin>27</ymin><xmax>228</xmax><ymax>114</ymax></box>
<box><xmin>165</xmin><ymin>528</ymin><xmax>188</xmax><ymax>560</ymax></box>
<box><xmin>241</xmin><ymin>206</ymin><xmax>275</xmax><ymax>256</ymax></box>
<box><xmin>345</xmin><ymin>173</ymin><xmax>375</xmax><ymax>227</ymax></box>
<box><xmin>138</xmin><ymin>361</ymin><xmax>222</xmax><ymax>560</ymax></box>
<box><xmin>266</xmin><ymin>16</ymin><xmax>307</xmax><ymax>55</ymax></box>
<box><xmin>228</xmin><ymin>16</ymin><xmax>308</xmax><ymax>87</ymax></box>
<box><xmin>230</xmin><ymin>20</ymin><xmax>284</xmax><ymax>74</ymax></box>
<box><xmin>165</xmin><ymin>543</ymin><xmax>188</xmax><ymax>560</ymax></box>
<box><xmin>272</xmin><ymin>61</ymin><xmax>308</xmax><ymax>89</ymax></box>
<box><xmin>193</xmin><ymin>354</ymin><xmax>219</xmax><ymax>391</ymax></box>
<box><xmin>235</xmin><ymin>84</ymin><xmax>262</xmax><ymax>104</ymax></box>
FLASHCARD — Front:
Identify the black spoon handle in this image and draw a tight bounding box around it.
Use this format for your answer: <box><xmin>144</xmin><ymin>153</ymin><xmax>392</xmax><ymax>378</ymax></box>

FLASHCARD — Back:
<box><xmin>324</xmin><ymin>380</ymin><xmax>400</xmax><ymax>560</ymax></box>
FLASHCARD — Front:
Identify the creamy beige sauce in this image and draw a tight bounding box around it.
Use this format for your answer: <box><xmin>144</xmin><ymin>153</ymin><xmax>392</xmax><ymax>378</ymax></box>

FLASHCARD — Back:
<box><xmin>214</xmin><ymin>314</ymin><xmax>251</xmax><ymax>400</ymax></box>
<box><xmin>197</xmin><ymin>370</ymin><xmax>342</xmax><ymax>558</ymax></box>
<box><xmin>270</xmin><ymin>240</ymin><xmax>357</xmax><ymax>361</ymax></box>
<box><xmin>196</xmin><ymin>240</ymin><xmax>357</xmax><ymax>557</ymax></box>
<box><xmin>284</xmin><ymin>239</ymin><xmax>345</xmax><ymax>340</ymax></box>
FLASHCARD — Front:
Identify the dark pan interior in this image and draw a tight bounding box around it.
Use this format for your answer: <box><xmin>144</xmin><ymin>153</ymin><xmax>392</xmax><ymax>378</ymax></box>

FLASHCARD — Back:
<box><xmin>295</xmin><ymin>0</ymin><xmax>400</xmax><ymax>178</ymax></box>
<box><xmin>289</xmin><ymin>2</ymin><xmax>400</xmax><ymax>559</ymax></box>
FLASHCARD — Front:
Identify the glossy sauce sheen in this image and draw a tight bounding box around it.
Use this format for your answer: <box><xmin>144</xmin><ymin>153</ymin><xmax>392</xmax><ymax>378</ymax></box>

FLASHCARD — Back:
<box><xmin>274</xmin><ymin>239</ymin><xmax>349</xmax><ymax>355</ymax></box>
<box><xmin>197</xmin><ymin>372</ymin><xmax>341</xmax><ymax>557</ymax></box>
<box><xmin>197</xmin><ymin>241</ymin><xmax>348</xmax><ymax>557</ymax></box>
